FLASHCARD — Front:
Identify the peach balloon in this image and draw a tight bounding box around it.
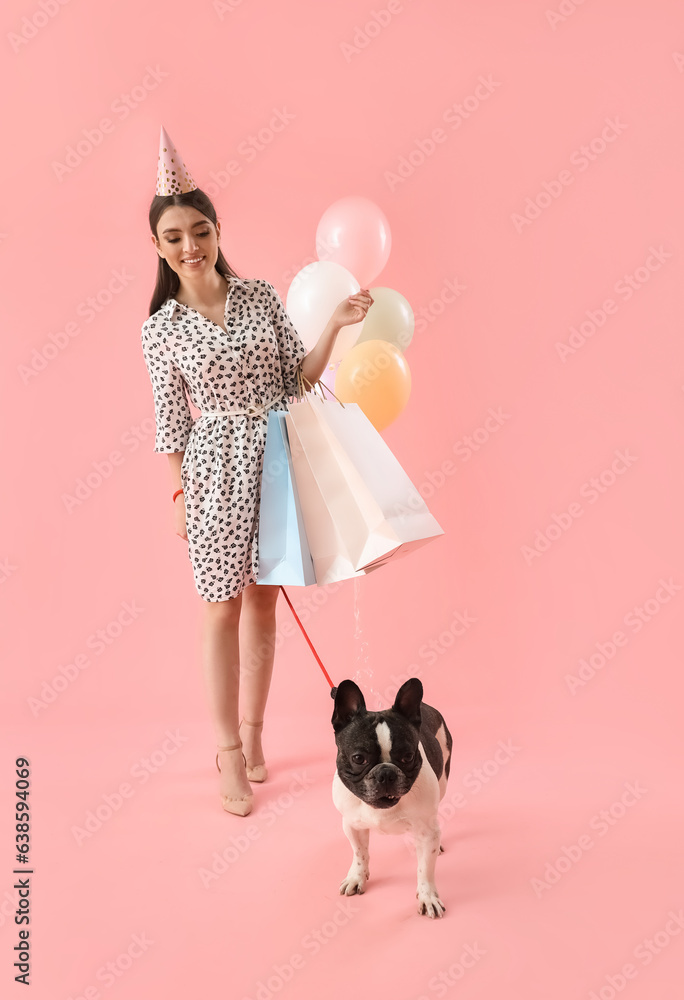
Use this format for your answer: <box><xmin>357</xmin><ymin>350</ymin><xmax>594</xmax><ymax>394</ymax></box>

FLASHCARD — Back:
<box><xmin>334</xmin><ymin>340</ymin><xmax>411</xmax><ymax>430</ymax></box>
<box><xmin>315</xmin><ymin>196</ymin><xmax>391</xmax><ymax>288</ymax></box>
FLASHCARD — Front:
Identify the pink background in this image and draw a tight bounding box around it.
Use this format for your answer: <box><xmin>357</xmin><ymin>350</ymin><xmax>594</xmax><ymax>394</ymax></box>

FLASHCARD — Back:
<box><xmin>2</xmin><ymin>1</ymin><xmax>684</xmax><ymax>997</ymax></box>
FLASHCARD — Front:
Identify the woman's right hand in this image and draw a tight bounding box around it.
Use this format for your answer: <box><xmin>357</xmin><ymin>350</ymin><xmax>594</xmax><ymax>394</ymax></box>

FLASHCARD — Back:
<box><xmin>174</xmin><ymin>495</ymin><xmax>188</xmax><ymax>540</ymax></box>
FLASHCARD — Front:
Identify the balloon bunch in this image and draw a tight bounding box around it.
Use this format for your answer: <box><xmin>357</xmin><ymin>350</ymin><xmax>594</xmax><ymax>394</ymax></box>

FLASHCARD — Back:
<box><xmin>285</xmin><ymin>196</ymin><xmax>414</xmax><ymax>431</ymax></box>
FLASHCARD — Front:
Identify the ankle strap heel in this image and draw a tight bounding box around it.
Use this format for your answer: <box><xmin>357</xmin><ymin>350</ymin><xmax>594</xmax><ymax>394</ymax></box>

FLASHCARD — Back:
<box><xmin>215</xmin><ymin>741</ymin><xmax>253</xmax><ymax>817</ymax></box>
<box><xmin>216</xmin><ymin>742</ymin><xmax>246</xmax><ymax>773</ymax></box>
<box><xmin>238</xmin><ymin>720</ymin><xmax>268</xmax><ymax>783</ymax></box>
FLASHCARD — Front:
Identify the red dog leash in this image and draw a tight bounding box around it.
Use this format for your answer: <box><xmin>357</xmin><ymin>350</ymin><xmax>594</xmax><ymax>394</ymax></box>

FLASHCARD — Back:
<box><xmin>279</xmin><ymin>585</ymin><xmax>335</xmax><ymax>689</ymax></box>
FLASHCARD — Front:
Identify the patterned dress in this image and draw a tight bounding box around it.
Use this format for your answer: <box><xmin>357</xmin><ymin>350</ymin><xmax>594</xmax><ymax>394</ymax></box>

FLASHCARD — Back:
<box><xmin>141</xmin><ymin>275</ymin><xmax>307</xmax><ymax>601</ymax></box>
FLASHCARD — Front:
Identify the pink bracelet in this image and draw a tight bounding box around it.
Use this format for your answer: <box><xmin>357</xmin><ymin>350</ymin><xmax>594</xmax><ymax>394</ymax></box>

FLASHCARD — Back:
<box><xmin>172</xmin><ymin>488</ymin><xmax>184</xmax><ymax>503</ymax></box>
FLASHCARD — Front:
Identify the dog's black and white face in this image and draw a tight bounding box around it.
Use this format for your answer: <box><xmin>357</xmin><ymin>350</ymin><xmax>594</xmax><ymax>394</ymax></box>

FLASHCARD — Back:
<box><xmin>332</xmin><ymin>678</ymin><xmax>424</xmax><ymax>809</ymax></box>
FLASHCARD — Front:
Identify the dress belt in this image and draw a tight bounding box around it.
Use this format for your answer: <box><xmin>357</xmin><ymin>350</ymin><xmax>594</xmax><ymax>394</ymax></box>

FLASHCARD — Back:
<box><xmin>199</xmin><ymin>393</ymin><xmax>281</xmax><ymax>418</ymax></box>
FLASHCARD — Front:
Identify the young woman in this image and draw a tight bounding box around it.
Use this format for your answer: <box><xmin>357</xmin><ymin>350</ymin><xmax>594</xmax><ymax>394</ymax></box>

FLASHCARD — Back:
<box><xmin>141</xmin><ymin>142</ymin><xmax>372</xmax><ymax>817</ymax></box>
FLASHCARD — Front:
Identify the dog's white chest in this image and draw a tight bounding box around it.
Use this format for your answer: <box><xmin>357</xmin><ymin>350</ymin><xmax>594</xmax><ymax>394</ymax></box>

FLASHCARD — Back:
<box><xmin>332</xmin><ymin>747</ymin><xmax>440</xmax><ymax>836</ymax></box>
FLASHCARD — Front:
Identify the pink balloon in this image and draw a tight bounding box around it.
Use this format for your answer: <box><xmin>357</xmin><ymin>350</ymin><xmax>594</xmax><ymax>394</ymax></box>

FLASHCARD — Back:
<box><xmin>315</xmin><ymin>196</ymin><xmax>391</xmax><ymax>288</ymax></box>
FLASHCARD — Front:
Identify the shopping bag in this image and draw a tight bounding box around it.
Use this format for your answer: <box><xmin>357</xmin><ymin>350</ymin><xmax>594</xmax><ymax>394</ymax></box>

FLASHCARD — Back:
<box><xmin>304</xmin><ymin>391</ymin><xmax>444</xmax><ymax>568</ymax></box>
<box><xmin>286</xmin><ymin>397</ymin><xmax>402</xmax><ymax>573</ymax></box>
<box><xmin>286</xmin><ymin>372</ymin><xmax>444</xmax><ymax>574</ymax></box>
<box><xmin>284</xmin><ymin>413</ymin><xmax>369</xmax><ymax>585</ymax></box>
<box><xmin>256</xmin><ymin>410</ymin><xmax>316</xmax><ymax>586</ymax></box>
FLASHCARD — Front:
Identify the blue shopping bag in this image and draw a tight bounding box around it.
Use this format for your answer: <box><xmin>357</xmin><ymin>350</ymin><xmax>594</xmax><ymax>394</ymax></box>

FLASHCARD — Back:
<box><xmin>257</xmin><ymin>410</ymin><xmax>316</xmax><ymax>586</ymax></box>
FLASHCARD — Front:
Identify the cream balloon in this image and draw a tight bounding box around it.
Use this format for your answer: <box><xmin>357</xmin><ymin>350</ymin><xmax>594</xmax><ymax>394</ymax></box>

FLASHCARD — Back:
<box><xmin>286</xmin><ymin>260</ymin><xmax>363</xmax><ymax>364</ymax></box>
<box><xmin>315</xmin><ymin>196</ymin><xmax>392</xmax><ymax>288</ymax></box>
<box><xmin>354</xmin><ymin>286</ymin><xmax>414</xmax><ymax>352</ymax></box>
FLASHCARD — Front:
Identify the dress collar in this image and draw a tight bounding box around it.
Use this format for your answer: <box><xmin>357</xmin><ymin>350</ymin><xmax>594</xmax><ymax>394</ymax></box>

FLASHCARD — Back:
<box><xmin>159</xmin><ymin>274</ymin><xmax>249</xmax><ymax>321</ymax></box>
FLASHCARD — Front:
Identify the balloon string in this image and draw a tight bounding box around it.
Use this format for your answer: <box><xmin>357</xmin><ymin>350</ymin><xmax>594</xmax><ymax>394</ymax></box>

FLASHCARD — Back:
<box><xmin>279</xmin><ymin>585</ymin><xmax>335</xmax><ymax>689</ymax></box>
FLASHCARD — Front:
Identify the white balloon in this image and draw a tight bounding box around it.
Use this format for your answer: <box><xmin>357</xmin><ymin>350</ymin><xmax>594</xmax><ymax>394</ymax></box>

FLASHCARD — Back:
<box><xmin>286</xmin><ymin>261</ymin><xmax>365</xmax><ymax>364</ymax></box>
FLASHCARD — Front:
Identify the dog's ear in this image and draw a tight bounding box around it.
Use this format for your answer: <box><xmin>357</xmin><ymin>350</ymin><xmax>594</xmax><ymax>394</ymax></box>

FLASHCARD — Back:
<box><xmin>332</xmin><ymin>679</ymin><xmax>367</xmax><ymax>732</ymax></box>
<box><xmin>391</xmin><ymin>678</ymin><xmax>423</xmax><ymax>729</ymax></box>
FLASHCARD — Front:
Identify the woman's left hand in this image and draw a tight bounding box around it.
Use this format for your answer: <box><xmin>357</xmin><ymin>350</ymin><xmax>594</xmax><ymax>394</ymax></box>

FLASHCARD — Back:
<box><xmin>332</xmin><ymin>289</ymin><xmax>374</xmax><ymax>329</ymax></box>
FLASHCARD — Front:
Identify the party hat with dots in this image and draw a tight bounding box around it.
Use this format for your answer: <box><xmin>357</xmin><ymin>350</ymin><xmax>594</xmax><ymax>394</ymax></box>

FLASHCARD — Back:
<box><xmin>155</xmin><ymin>126</ymin><xmax>198</xmax><ymax>196</ymax></box>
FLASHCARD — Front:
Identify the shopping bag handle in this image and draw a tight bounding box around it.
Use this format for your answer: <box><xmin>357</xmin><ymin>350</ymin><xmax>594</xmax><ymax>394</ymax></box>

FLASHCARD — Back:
<box><xmin>297</xmin><ymin>367</ymin><xmax>346</xmax><ymax>407</ymax></box>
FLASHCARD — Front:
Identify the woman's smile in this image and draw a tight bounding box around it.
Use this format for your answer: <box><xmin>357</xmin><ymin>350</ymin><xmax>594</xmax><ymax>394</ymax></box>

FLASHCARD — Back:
<box><xmin>182</xmin><ymin>255</ymin><xmax>206</xmax><ymax>268</ymax></box>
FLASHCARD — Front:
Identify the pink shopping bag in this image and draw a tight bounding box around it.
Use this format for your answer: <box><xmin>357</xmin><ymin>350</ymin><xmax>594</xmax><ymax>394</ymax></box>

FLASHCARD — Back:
<box><xmin>284</xmin><ymin>412</ymin><xmax>368</xmax><ymax>585</ymax></box>
<box><xmin>286</xmin><ymin>392</ymin><xmax>401</xmax><ymax>573</ymax></box>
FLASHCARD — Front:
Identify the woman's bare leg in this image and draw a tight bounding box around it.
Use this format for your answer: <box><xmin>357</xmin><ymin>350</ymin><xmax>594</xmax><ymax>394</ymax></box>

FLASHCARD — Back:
<box><xmin>202</xmin><ymin>593</ymin><xmax>252</xmax><ymax>801</ymax></box>
<box><xmin>239</xmin><ymin>583</ymin><xmax>280</xmax><ymax>768</ymax></box>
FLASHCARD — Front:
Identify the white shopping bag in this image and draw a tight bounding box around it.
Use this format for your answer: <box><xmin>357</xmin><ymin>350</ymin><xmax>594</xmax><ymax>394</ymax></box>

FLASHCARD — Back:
<box><xmin>303</xmin><ymin>392</ymin><xmax>444</xmax><ymax>569</ymax></box>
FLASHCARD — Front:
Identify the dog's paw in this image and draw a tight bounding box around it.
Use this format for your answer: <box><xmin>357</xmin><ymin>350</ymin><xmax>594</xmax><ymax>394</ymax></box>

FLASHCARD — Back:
<box><xmin>416</xmin><ymin>886</ymin><xmax>446</xmax><ymax>918</ymax></box>
<box><xmin>339</xmin><ymin>870</ymin><xmax>369</xmax><ymax>896</ymax></box>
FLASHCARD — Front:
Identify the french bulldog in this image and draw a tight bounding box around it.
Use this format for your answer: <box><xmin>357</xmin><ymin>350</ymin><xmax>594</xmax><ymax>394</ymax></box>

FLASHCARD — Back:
<box><xmin>331</xmin><ymin>677</ymin><xmax>452</xmax><ymax>918</ymax></box>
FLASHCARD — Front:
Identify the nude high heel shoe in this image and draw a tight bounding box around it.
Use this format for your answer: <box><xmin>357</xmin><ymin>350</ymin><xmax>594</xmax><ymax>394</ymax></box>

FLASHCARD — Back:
<box><xmin>238</xmin><ymin>719</ymin><xmax>268</xmax><ymax>783</ymax></box>
<box><xmin>215</xmin><ymin>742</ymin><xmax>253</xmax><ymax>816</ymax></box>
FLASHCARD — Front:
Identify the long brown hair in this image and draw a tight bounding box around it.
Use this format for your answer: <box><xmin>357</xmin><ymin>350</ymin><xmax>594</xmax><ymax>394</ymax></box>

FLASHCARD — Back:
<box><xmin>147</xmin><ymin>188</ymin><xmax>243</xmax><ymax>316</ymax></box>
